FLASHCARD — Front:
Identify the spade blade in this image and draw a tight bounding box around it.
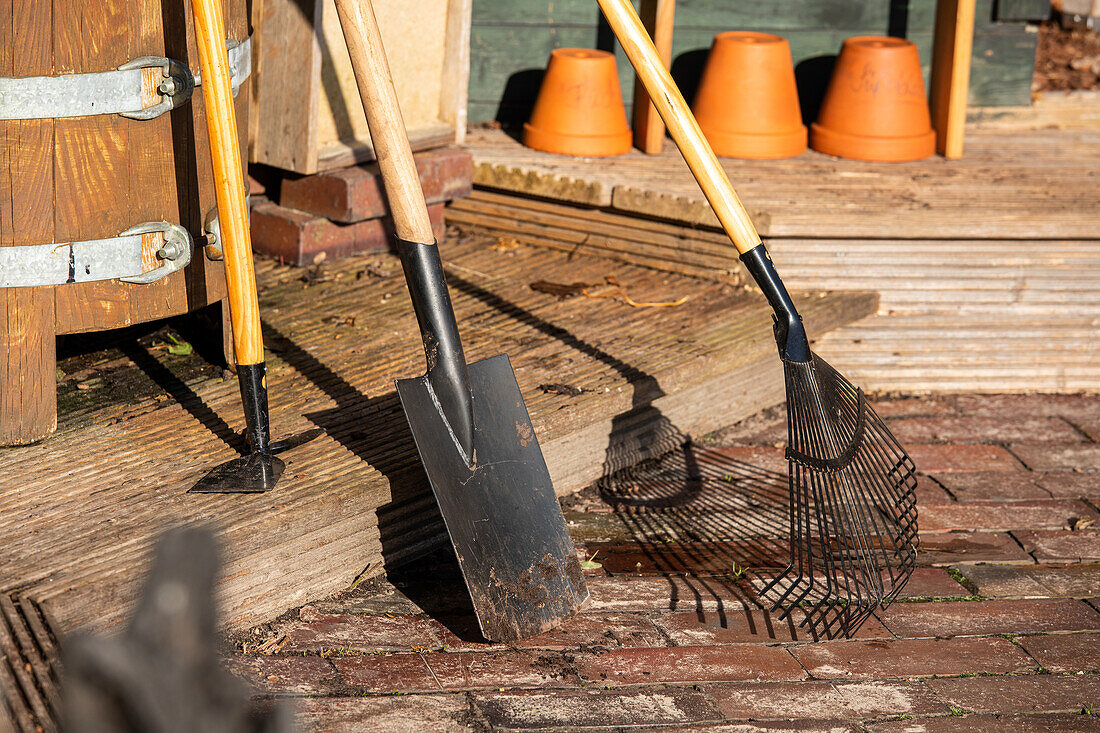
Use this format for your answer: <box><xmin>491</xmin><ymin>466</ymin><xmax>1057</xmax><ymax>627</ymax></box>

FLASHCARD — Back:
<box><xmin>397</xmin><ymin>354</ymin><xmax>588</xmax><ymax>642</ymax></box>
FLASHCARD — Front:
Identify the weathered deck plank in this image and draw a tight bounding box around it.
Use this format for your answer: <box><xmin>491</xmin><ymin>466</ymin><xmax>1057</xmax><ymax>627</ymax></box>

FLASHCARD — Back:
<box><xmin>0</xmin><ymin>232</ymin><xmax>876</xmax><ymax>635</ymax></box>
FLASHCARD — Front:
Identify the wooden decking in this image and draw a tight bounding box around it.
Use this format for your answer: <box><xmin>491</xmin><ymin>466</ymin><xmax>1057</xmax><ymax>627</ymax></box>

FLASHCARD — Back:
<box><xmin>0</xmin><ymin>232</ymin><xmax>875</xmax><ymax>636</ymax></box>
<box><xmin>462</xmin><ymin>127</ymin><xmax>1100</xmax><ymax>392</ymax></box>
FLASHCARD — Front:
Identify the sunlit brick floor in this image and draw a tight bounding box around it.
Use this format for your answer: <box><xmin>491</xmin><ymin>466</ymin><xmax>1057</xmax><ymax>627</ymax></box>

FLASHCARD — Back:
<box><xmin>229</xmin><ymin>393</ymin><xmax>1100</xmax><ymax>732</ymax></box>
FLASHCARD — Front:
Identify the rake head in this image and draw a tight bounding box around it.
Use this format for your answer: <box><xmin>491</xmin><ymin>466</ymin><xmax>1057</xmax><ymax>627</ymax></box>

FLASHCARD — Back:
<box><xmin>760</xmin><ymin>351</ymin><xmax>919</xmax><ymax>636</ymax></box>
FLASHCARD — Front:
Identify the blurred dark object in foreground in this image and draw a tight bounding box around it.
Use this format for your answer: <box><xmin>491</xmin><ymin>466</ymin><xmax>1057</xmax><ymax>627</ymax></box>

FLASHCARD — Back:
<box><xmin>63</xmin><ymin>527</ymin><xmax>292</xmax><ymax>733</ymax></box>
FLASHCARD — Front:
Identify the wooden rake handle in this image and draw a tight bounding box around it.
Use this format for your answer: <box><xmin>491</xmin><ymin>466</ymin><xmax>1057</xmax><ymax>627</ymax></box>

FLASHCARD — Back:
<box><xmin>333</xmin><ymin>0</ymin><xmax>435</xmax><ymax>245</ymax></box>
<box><xmin>192</xmin><ymin>0</ymin><xmax>263</xmax><ymax>365</ymax></box>
<box><xmin>596</xmin><ymin>0</ymin><xmax>762</xmax><ymax>255</ymax></box>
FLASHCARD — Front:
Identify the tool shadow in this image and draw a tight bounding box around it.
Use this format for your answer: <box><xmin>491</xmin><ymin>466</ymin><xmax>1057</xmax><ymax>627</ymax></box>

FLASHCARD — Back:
<box><xmin>446</xmin><ymin>270</ymin><xmax>874</xmax><ymax>639</ymax></box>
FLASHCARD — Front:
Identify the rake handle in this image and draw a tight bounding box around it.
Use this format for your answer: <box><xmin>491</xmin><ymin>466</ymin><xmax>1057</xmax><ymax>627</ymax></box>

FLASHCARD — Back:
<box><xmin>596</xmin><ymin>0</ymin><xmax>761</xmax><ymax>255</ymax></box>
<box><xmin>333</xmin><ymin>0</ymin><xmax>435</xmax><ymax>245</ymax></box>
<box><xmin>192</xmin><ymin>0</ymin><xmax>263</xmax><ymax>366</ymax></box>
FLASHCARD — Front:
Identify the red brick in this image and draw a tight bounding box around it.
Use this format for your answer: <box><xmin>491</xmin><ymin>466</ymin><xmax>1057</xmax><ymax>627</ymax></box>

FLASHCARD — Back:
<box><xmin>655</xmin><ymin>608</ymin><xmax>891</xmax><ymax>645</ymax></box>
<box><xmin>898</xmin><ymin>568</ymin><xmax>971</xmax><ymax>598</ymax></box>
<box><xmin>918</xmin><ymin>500</ymin><xmax>1097</xmax><ymax>533</ymax></box>
<box><xmin>916</xmin><ymin>532</ymin><xmax>1034</xmax><ymax>565</ymax></box>
<box><xmin>878</xmin><ymin>599</ymin><xmax>1100</xmax><ymax>638</ymax></box>
<box><xmin>583</xmin><ymin>540</ymin><xmax>789</xmax><ymax>576</ymax></box>
<box><xmin>473</xmin><ymin>688</ymin><xmax>721</xmax><ymax>729</ymax></box>
<box><xmin>952</xmin><ymin>394</ymin><xmax>1100</xmax><ymax>419</ymax></box>
<box><xmin>1010</xmin><ymin>443</ymin><xmax>1100</xmax><ymax>471</ymax></box>
<box><xmin>250</xmin><ymin>200</ymin><xmax>446</xmax><ymax>266</ymax></box>
<box><xmin>1072</xmin><ymin>415</ymin><xmax>1100</xmax><ymax>442</ymax></box>
<box><xmin>1019</xmin><ymin>632</ymin><xmax>1100</xmax><ymax>672</ymax></box>
<box><xmin>887</xmin><ymin>416</ymin><xmax>1085</xmax><ymax>445</ymax></box>
<box><xmin>915</xmin><ymin>475</ymin><xmax>954</xmax><ymax>503</ymax></box>
<box><xmin>927</xmin><ymin>674</ymin><xmax>1100</xmax><ymax>715</ymax></box>
<box><xmin>659</xmin><ymin>723</ymin><xmax>863</xmax><ymax>732</ymax></box>
<box><xmin>280</xmin><ymin>148</ymin><xmax>472</xmax><ymax>223</ymax></box>
<box><xmin>226</xmin><ymin>655</ymin><xmax>340</xmax><ymax>695</ymax></box>
<box><xmin>576</xmin><ymin>645</ymin><xmax>805</xmax><ymax>685</ymax></box>
<box><xmin>1036</xmin><ymin>472</ymin><xmax>1100</xmax><ymax>501</ymax></box>
<box><xmin>336</xmin><ymin>650</ymin><xmax>573</xmax><ymax>692</ymax></box>
<box><xmin>293</xmin><ymin>694</ymin><xmax>470</xmax><ymax>733</ymax></box>
<box><xmin>866</xmin><ymin>713</ymin><xmax>1095</xmax><ymax>733</ymax></box>
<box><xmin>1014</xmin><ymin>529</ymin><xmax>1100</xmax><ymax>563</ymax></box>
<box><xmin>709</xmin><ymin>445</ymin><xmax>791</xmax><ymax>474</ymax></box>
<box><xmin>584</xmin><ymin>574</ymin><xmax>760</xmax><ymax>613</ymax></box>
<box><xmin>961</xmin><ymin>563</ymin><xmax>1100</xmax><ymax>599</ymax></box>
<box><xmin>277</xmin><ymin>608</ymin><xmax>440</xmax><ymax>652</ymax></box>
<box><xmin>707</xmin><ymin>680</ymin><xmax>946</xmax><ymax>721</ymax></box>
<box><xmin>931</xmin><ymin>471</ymin><xmax>1053</xmax><ymax>502</ymax></box>
<box><xmin>512</xmin><ymin>612</ymin><xmax>665</xmax><ymax>650</ymax></box>
<box><xmin>790</xmin><ymin>637</ymin><xmax>1035</xmax><ymax>679</ymax></box>
<box><xmin>905</xmin><ymin>444</ymin><xmax>1023</xmax><ymax>473</ymax></box>
<box><xmin>871</xmin><ymin>396</ymin><xmax>959</xmax><ymax>418</ymax></box>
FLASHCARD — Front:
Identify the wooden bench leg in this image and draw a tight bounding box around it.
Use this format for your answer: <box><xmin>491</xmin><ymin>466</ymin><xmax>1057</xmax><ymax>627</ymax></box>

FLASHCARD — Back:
<box><xmin>0</xmin><ymin>289</ymin><xmax>57</xmax><ymax>445</ymax></box>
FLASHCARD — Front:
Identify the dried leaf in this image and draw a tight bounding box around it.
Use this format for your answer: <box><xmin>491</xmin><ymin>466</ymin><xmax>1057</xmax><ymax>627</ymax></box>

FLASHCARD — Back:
<box><xmin>530</xmin><ymin>280</ymin><xmax>592</xmax><ymax>299</ymax></box>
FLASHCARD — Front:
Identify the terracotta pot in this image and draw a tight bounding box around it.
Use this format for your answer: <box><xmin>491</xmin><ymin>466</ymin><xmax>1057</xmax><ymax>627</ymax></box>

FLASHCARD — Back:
<box><xmin>810</xmin><ymin>36</ymin><xmax>935</xmax><ymax>162</ymax></box>
<box><xmin>523</xmin><ymin>48</ymin><xmax>633</xmax><ymax>157</ymax></box>
<box><xmin>693</xmin><ymin>31</ymin><xmax>807</xmax><ymax>159</ymax></box>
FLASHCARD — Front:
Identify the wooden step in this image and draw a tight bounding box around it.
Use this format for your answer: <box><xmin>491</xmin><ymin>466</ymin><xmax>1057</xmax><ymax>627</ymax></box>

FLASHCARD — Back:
<box><xmin>465</xmin><ymin>128</ymin><xmax>1100</xmax><ymax>240</ymax></box>
<box><xmin>449</xmin><ymin>186</ymin><xmax>1100</xmax><ymax>394</ymax></box>
<box><xmin>0</xmin><ymin>232</ymin><xmax>876</xmax><ymax>636</ymax></box>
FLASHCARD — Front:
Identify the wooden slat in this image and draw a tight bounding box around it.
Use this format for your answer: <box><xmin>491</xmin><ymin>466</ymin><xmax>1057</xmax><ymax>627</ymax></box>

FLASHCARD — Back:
<box><xmin>0</xmin><ymin>0</ymin><xmax>56</xmax><ymax>446</ymax></box>
<box><xmin>446</xmin><ymin>187</ymin><xmax>1100</xmax><ymax>395</ymax></box>
<box><xmin>930</xmin><ymin>0</ymin><xmax>977</xmax><ymax>158</ymax></box>
<box><xmin>0</xmin><ymin>233</ymin><xmax>876</xmax><ymax>635</ymax></box>
<box><xmin>631</xmin><ymin>0</ymin><xmax>675</xmax><ymax>154</ymax></box>
<box><xmin>466</xmin><ymin>127</ymin><xmax>1100</xmax><ymax>240</ymax></box>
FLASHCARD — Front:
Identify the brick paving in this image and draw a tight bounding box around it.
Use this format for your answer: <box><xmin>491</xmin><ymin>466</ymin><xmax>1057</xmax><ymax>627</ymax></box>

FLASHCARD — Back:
<box><xmin>229</xmin><ymin>393</ymin><xmax>1100</xmax><ymax>731</ymax></box>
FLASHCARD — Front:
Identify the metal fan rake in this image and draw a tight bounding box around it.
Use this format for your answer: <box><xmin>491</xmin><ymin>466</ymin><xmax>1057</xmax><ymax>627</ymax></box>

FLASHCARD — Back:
<box><xmin>759</xmin><ymin>354</ymin><xmax>919</xmax><ymax>636</ymax></box>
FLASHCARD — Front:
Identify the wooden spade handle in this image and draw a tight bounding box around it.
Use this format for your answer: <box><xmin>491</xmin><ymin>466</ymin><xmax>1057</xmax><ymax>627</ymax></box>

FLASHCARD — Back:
<box><xmin>192</xmin><ymin>0</ymin><xmax>264</xmax><ymax>365</ymax></box>
<box><xmin>597</xmin><ymin>0</ymin><xmax>761</xmax><ymax>254</ymax></box>
<box><xmin>333</xmin><ymin>0</ymin><xmax>435</xmax><ymax>244</ymax></box>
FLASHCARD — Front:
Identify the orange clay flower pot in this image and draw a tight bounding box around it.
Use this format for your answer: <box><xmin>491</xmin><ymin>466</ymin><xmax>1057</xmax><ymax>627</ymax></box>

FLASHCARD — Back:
<box><xmin>692</xmin><ymin>32</ymin><xmax>807</xmax><ymax>159</ymax></box>
<box><xmin>810</xmin><ymin>36</ymin><xmax>935</xmax><ymax>162</ymax></box>
<box><xmin>523</xmin><ymin>48</ymin><xmax>633</xmax><ymax>157</ymax></box>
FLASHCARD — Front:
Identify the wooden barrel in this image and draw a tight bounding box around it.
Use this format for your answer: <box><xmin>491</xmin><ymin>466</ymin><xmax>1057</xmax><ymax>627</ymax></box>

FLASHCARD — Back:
<box><xmin>0</xmin><ymin>0</ymin><xmax>251</xmax><ymax>445</ymax></box>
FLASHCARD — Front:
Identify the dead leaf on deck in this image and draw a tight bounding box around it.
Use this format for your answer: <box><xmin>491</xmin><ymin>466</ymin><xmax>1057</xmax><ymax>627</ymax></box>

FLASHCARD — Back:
<box><xmin>490</xmin><ymin>236</ymin><xmax>522</xmax><ymax>252</ymax></box>
<box><xmin>530</xmin><ymin>280</ymin><xmax>592</xmax><ymax>299</ymax></box>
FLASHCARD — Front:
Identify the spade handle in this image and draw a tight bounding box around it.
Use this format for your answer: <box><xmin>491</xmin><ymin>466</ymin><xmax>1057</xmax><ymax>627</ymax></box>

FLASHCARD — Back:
<box><xmin>333</xmin><ymin>0</ymin><xmax>435</xmax><ymax>244</ymax></box>
<box><xmin>596</xmin><ymin>0</ymin><xmax>762</xmax><ymax>255</ymax></box>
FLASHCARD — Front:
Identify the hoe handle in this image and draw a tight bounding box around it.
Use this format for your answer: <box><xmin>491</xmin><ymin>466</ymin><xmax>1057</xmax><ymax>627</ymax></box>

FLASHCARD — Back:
<box><xmin>597</xmin><ymin>0</ymin><xmax>761</xmax><ymax>255</ymax></box>
<box><xmin>333</xmin><ymin>0</ymin><xmax>435</xmax><ymax>245</ymax></box>
<box><xmin>192</xmin><ymin>0</ymin><xmax>263</xmax><ymax>366</ymax></box>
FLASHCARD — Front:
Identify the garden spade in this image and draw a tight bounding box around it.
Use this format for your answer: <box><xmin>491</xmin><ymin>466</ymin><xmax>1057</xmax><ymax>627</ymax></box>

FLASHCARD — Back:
<box><xmin>598</xmin><ymin>0</ymin><xmax>918</xmax><ymax>635</ymax></box>
<box><xmin>333</xmin><ymin>0</ymin><xmax>588</xmax><ymax>642</ymax></box>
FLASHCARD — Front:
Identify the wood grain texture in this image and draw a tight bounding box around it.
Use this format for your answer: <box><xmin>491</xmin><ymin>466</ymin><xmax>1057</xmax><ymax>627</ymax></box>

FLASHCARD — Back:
<box><xmin>597</xmin><ymin>0</ymin><xmax>761</xmax><ymax>254</ymax></box>
<box><xmin>466</xmin><ymin>127</ymin><xmax>1100</xmax><ymax>240</ymax></box>
<box><xmin>250</xmin><ymin>0</ymin><xmax>322</xmax><ymax>173</ymax></box>
<box><xmin>333</xmin><ymin>0</ymin><xmax>436</xmax><ymax>243</ymax></box>
<box><xmin>631</xmin><ymin>0</ymin><xmax>675</xmax><ymax>155</ymax></box>
<box><xmin>0</xmin><ymin>233</ymin><xmax>876</xmax><ymax>634</ymax></box>
<box><xmin>1</xmin><ymin>0</ymin><xmax>239</xmax><ymax>443</ymax></box>
<box><xmin>930</xmin><ymin>0</ymin><xmax>977</xmax><ymax>158</ymax></box>
<box><xmin>251</xmin><ymin>0</ymin><xmax>468</xmax><ymax>174</ymax></box>
<box><xmin>0</xmin><ymin>0</ymin><xmax>56</xmax><ymax>444</ymax></box>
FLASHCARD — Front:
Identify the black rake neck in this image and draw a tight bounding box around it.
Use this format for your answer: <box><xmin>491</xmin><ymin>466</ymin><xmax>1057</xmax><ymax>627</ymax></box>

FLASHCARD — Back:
<box><xmin>739</xmin><ymin>244</ymin><xmax>811</xmax><ymax>363</ymax></box>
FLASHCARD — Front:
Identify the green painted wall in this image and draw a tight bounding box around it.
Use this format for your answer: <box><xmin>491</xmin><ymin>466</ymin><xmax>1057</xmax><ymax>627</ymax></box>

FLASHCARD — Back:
<box><xmin>468</xmin><ymin>0</ymin><xmax>1043</xmax><ymax>125</ymax></box>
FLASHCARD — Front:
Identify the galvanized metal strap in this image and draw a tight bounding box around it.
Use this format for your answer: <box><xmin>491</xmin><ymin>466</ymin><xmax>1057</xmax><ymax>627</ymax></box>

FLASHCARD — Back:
<box><xmin>0</xmin><ymin>223</ymin><xmax>193</xmax><ymax>288</ymax></box>
<box><xmin>0</xmin><ymin>37</ymin><xmax>251</xmax><ymax>121</ymax></box>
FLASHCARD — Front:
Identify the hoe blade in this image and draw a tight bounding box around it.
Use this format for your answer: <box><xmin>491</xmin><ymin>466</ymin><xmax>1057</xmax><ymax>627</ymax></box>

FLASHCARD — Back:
<box><xmin>397</xmin><ymin>354</ymin><xmax>588</xmax><ymax>642</ymax></box>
